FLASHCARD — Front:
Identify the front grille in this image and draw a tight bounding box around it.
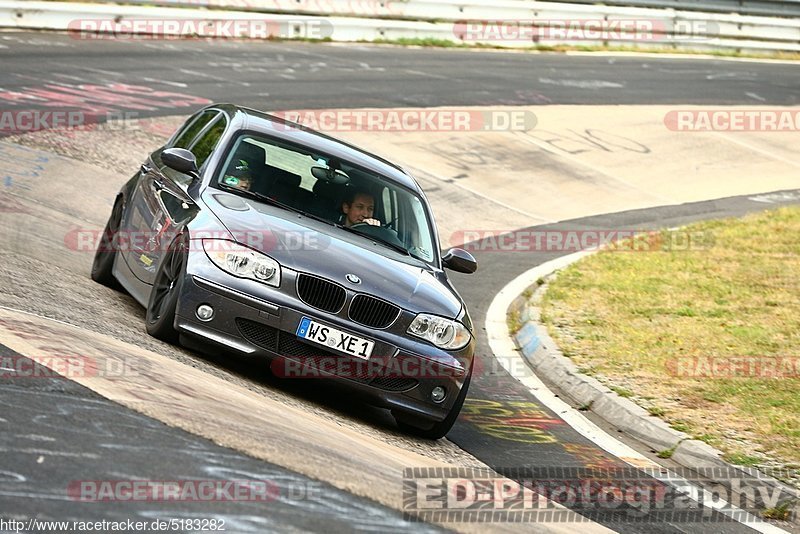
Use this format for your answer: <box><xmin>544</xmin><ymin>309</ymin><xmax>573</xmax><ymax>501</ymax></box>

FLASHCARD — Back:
<box><xmin>236</xmin><ymin>318</ymin><xmax>278</xmax><ymax>350</ymax></box>
<box><xmin>279</xmin><ymin>334</ymin><xmax>332</xmax><ymax>359</ymax></box>
<box><xmin>371</xmin><ymin>376</ymin><xmax>418</xmax><ymax>391</ymax></box>
<box><xmin>349</xmin><ymin>294</ymin><xmax>400</xmax><ymax>328</ymax></box>
<box><xmin>296</xmin><ymin>274</ymin><xmax>346</xmax><ymax>313</ymax></box>
<box><xmin>278</xmin><ymin>336</ymin><xmax>372</xmax><ymax>382</ymax></box>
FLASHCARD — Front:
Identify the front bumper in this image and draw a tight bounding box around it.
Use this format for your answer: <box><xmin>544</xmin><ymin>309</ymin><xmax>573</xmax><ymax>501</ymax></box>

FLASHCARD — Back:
<box><xmin>174</xmin><ymin>246</ymin><xmax>474</xmax><ymax>424</ymax></box>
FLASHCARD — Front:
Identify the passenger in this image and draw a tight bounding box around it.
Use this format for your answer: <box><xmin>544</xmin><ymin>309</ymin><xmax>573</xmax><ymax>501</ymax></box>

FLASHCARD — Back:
<box><xmin>222</xmin><ymin>160</ymin><xmax>253</xmax><ymax>191</ymax></box>
<box><xmin>341</xmin><ymin>189</ymin><xmax>380</xmax><ymax>227</ymax></box>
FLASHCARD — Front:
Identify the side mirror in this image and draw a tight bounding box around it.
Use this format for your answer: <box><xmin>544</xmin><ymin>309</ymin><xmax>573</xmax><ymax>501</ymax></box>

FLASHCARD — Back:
<box><xmin>442</xmin><ymin>248</ymin><xmax>477</xmax><ymax>274</ymax></box>
<box><xmin>162</xmin><ymin>148</ymin><xmax>200</xmax><ymax>180</ymax></box>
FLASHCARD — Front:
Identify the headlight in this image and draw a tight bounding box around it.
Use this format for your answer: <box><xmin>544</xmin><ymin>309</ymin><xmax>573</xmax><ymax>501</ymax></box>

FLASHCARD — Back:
<box><xmin>202</xmin><ymin>239</ymin><xmax>281</xmax><ymax>287</ymax></box>
<box><xmin>408</xmin><ymin>313</ymin><xmax>471</xmax><ymax>350</ymax></box>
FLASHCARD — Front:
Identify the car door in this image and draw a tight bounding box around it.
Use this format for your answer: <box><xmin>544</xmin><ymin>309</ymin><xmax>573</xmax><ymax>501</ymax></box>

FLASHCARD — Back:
<box><xmin>120</xmin><ymin>109</ymin><xmax>220</xmax><ymax>284</ymax></box>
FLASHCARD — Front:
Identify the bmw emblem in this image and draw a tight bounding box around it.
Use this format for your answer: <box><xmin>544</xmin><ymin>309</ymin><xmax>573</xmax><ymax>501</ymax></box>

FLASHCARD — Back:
<box><xmin>345</xmin><ymin>273</ymin><xmax>361</xmax><ymax>285</ymax></box>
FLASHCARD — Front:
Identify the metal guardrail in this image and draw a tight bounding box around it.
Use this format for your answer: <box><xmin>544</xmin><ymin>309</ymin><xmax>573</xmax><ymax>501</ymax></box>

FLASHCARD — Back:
<box><xmin>549</xmin><ymin>0</ymin><xmax>800</xmax><ymax>18</ymax></box>
<box><xmin>4</xmin><ymin>0</ymin><xmax>800</xmax><ymax>53</ymax></box>
<box><xmin>64</xmin><ymin>0</ymin><xmax>800</xmax><ymax>19</ymax></box>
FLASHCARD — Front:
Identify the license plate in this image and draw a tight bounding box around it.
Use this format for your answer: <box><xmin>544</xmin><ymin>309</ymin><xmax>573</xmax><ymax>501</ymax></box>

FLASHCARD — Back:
<box><xmin>296</xmin><ymin>317</ymin><xmax>374</xmax><ymax>360</ymax></box>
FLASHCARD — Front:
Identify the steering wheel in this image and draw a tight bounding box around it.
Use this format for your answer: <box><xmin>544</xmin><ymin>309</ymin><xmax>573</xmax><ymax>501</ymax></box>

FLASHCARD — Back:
<box><xmin>350</xmin><ymin>221</ymin><xmax>381</xmax><ymax>229</ymax></box>
<box><xmin>351</xmin><ymin>217</ymin><xmax>397</xmax><ymax>230</ymax></box>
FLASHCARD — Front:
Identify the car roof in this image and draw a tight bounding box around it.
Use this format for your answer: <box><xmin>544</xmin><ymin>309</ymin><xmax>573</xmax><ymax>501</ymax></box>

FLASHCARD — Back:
<box><xmin>210</xmin><ymin>103</ymin><xmax>421</xmax><ymax>193</ymax></box>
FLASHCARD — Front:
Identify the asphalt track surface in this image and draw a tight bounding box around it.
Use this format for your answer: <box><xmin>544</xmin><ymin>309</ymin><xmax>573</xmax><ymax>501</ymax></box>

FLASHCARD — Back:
<box><xmin>0</xmin><ymin>32</ymin><xmax>799</xmax><ymax>121</ymax></box>
<box><xmin>2</xmin><ymin>32</ymin><xmax>800</xmax><ymax>533</ymax></box>
<box><xmin>0</xmin><ymin>345</ymin><xmax>442</xmax><ymax>533</ymax></box>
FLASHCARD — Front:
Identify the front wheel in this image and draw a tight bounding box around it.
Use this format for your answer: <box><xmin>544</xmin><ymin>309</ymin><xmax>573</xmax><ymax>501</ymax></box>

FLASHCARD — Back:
<box><xmin>145</xmin><ymin>234</ymin><xmax>187</xmax><ymax>344</ymax></box>
<box><xmin>394</xmin><ymin>372</ymin><xmax>472</xmax><ymax>440</ymax></box>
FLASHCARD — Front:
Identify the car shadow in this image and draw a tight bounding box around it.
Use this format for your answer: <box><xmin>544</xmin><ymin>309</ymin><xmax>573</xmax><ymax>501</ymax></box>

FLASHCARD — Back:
<box><xmin>177</xmin><ymin>331</ymin><xmax>411</xmax><ymax>437</ymax></box>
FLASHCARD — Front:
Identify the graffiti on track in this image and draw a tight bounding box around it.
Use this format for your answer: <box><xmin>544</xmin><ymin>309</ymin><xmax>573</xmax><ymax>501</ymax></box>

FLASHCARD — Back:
<box><xmin>461</xmin><ymin>398</ymin><xmax>563</xmax><ymax>443</ymax></box>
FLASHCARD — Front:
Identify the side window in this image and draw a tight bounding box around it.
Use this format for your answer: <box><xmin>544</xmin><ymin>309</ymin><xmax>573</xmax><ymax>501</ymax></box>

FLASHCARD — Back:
<box><xmin>172</xmin><ymin>110</ymin><xmax>217</xmax><ymax>149</ymax></box>
<box><xmin>190</xmin><ymin>117</ymin><xmax>226</xmax><ymax>169</ymax></box>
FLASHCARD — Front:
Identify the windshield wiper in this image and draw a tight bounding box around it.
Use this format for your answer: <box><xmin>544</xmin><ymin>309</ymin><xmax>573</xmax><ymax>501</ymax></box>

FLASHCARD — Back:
<box><xmin>218</xmin><ymin>182</ymin><xmax>279</xmax><ymax>205</ymax></box>
<box><xmin>338</xmin><ymin>224</ymin><xmax>411</xmax><ymax>256</ymax></box>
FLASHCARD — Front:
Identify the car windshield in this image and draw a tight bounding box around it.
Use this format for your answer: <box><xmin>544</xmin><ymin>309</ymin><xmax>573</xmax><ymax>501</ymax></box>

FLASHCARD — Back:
<box><xmin>215</xmin><ymin>133</ymin><xmax>437</xmax><ymax>263</ymax></box>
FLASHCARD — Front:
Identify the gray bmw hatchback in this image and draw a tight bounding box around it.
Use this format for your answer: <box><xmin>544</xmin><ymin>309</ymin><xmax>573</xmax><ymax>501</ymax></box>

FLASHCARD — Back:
<box><xmin>92</xmin><ymin>104</ymin><xmax>478</xmax><ymax>439</ymax></box>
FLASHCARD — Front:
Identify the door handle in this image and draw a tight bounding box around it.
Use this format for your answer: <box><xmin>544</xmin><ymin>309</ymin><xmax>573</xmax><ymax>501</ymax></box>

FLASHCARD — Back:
<box><xmin>141</xmin><ymin>163</ymin><xmax>152</xmax><ymax>174</ymax></box>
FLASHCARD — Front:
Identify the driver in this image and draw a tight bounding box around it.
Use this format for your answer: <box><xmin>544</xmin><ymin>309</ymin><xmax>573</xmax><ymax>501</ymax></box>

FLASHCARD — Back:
<box><xmin>341</xmin><ymin>190</ymin><xmax>380</xmax><ymax>227</ymax></box>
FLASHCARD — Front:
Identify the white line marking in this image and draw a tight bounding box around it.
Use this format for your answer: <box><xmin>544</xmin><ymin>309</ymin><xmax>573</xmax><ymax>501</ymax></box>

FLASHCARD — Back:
<box><xmin>142</xmin><ymin>77</ymin><xmax>188</xmax><ymax>88</ymax></box>
<box><xmin>746</xmin><ymin>92</ymin><xmax>766</xmax><ymax>102</ymax></box>
<box><xmin>52</xmin><ymin>74</ymin><xmax>87</xmax><ymax>82</ymax></box>
<box><xmin>0</xmin><ymin>491</ymin><xmax>74</xmax><ymax>502</ymax></box>
<box><xmin>749</xmin><ymin>191</ymin><xmax>800</xmax><ymax>204</ymax></box>
<box><xmin>404</xmin><ymin>69</ymin><xmax>448</xmax><ymax>80</ymax></box>
<box><xmin>538</xmin><ymin>78</ymin><xmax>624</xmax><ymax>89</ymax></box>
<box><xmin>485</xmin><ymin>254</ymin><xmax>790</xmax><ymax>533</ymax></box>
<box><xmin>178</xmin><ymin>68</ymin><xmax>229</xmax><ymax>83</ymax></box>
<box><xmin>18</xmin><ymin>435</ymin><xmax>56</xmax><ymax>442</ymax></box>
<box><xmin>0</xmin><ymin>448</ymin><xmax>100</xmax><ymax>458</ymax></box>
<box><xmin>80</xmin><ymin>67</ymin><xmax>123</xmax><ymax>78</ymax></box>
<box><xmin>706</xmin><ymin>72</ymin><xmax>757</xmax><ymax>80</ymax></box>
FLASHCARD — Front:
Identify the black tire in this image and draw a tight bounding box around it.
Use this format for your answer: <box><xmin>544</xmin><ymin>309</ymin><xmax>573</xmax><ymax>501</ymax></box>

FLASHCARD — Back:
<box><xmin>145</xmin><ymin>234</ymin><xmax>187</xmax><ymax>344</ymax></box>
<box><xmin>91</xmin><ymin>198</ymin><xmax>124</xmax><ymax>289</ymax></box>
<box><xmin>394</xmin><ymin>371</ymin><xmax>472</xmax><ymax>440</ymax></box>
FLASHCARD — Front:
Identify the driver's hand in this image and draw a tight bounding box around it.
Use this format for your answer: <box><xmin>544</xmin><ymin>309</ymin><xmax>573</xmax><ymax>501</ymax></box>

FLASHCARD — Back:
<box><xmin>361</xmin><ymin>218</ymin><xmax>381</xmax><ymax>227</ymax></box>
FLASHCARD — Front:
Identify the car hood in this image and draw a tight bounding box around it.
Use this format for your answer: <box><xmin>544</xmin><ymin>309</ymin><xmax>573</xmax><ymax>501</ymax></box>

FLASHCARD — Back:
<box><xmin>202</xmin><ymin>191</ymin><xmax>463</xmax><ymax>318</ymax></box>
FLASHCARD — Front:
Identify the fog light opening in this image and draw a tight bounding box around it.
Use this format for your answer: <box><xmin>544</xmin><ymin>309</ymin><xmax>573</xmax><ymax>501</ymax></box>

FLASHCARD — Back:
<box><xmin>431</xmin><ymin>386</ymin><xmax>446</xmax><ymax>403</ymax></box>
<box><xmin>196</xmin><ymin>304</ymin><xmax>215</xmax><ymax>322</ymax></box>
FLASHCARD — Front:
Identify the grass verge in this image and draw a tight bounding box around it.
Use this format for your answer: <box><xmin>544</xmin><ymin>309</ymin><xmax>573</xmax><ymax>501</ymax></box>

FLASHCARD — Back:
<box><xmin>367</xmin><ymin>38</ymin><xmax>800</xmax><ymax>61</ymax></box>
<box><xmin>540</xmin><ymin>206</ymin><xmax>800</xmax><ymax>468</ymax></box>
